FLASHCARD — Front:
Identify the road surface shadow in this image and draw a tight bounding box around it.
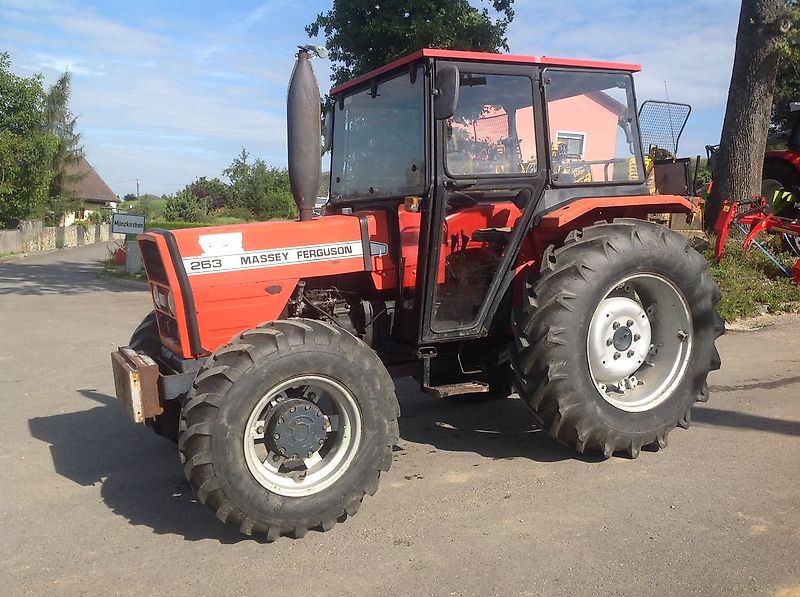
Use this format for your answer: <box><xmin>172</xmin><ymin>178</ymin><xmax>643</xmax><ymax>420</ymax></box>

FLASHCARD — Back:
<box><xmin>28</xmin><ymin>383</ymin><xmax>598</xmax><ymax>542</ymax></box>
<box><xmin>394</xmin><ymin>379</ymin><xmax>596</xmax><ymax>463</ymax></box>
<box><xmin>0</xmin><ymin>249</ymin><xmax>140</xmax><ymax>296</ymax></box>
<box><xmin>693</xmin><ymin>406</ymin><xmax>800</xmax><ymax>436</ymax></box>
<box><xmin>28</xmin><ymin>389</ymin><xmax>248</xmax><ymax>544</ymax></box>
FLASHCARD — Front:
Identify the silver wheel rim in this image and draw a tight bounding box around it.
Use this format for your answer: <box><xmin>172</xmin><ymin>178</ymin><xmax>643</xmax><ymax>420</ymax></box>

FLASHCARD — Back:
<box><xmin>586</xmin><ymin>273</ymin><xmax>692</xmax><ymax>412</ymax></box>
<box><xmin>243</xmin><ymin>375</ymin><xmax>362</xmax><ymax>497</ymax></box>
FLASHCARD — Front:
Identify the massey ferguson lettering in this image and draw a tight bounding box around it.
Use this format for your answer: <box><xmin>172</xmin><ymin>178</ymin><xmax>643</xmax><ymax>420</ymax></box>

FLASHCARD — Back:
<box><xmin>241</xmin><ymin>252</ymin><xmax>290</xmax><ymax>265</ymax></box>
<box><xmin>182</xmin><ymin>241</ymin><xmax>363</xmax><ymax>276</ymax></box>
<box><xmin>296</xmin><ymin>246</ymin><xmax>353</xmax><ymax>260</ymax></box>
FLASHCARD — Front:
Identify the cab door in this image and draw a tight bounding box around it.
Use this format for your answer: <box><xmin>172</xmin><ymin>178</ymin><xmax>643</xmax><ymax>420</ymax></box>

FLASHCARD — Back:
<box><xmin>417</xmin><ymin>61</ymin><xmax>547</xmax><ymax>342</ymax></box>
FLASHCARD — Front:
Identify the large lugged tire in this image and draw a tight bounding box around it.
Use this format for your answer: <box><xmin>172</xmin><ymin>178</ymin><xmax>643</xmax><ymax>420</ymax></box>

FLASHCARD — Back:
<box><xmin>179</xmin><ymin>319</ymin><xmax>400</xmax><ymax>539</ymax></box>
<box><xmin>512</xmin><ymin>218</ymin><xmax>724</xmax><ymax>458</ymax></box>
<box><xmin>129</xmin><ymin>311</ymin><xmax>180</xmax><ymax>442</ymax></box>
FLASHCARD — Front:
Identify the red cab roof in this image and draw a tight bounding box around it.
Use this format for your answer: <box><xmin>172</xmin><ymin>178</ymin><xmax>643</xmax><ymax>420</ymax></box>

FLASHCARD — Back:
<box><xmin>330</xmin><ymin>48</ymin><xmax>641</xmax><ymax>94</ymax></box>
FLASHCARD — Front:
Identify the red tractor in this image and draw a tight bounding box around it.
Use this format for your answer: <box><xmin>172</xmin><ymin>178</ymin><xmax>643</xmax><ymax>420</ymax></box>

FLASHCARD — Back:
<box><xmin>111</xmin><ymin>48</ymin><xmax>724</xmax><ymax>539</ymax></box>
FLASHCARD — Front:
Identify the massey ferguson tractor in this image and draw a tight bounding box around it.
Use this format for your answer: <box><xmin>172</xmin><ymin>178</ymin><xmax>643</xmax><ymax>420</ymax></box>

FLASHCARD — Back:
<box><xmin>111</xmin><ymin>48</ymin><xmax>724</xmax><ymax>539</ymax></box>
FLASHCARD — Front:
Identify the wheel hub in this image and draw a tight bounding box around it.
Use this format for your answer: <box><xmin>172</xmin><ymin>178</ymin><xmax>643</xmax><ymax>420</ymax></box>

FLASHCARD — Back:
<box><xmin>587</xmin><ymin>296</ymin><xmax>652</xmax><ymax>385</ymax></box>
<box><xmin>267</xmin><ymin>398</ymin><xmax>327</xmax><ymax>459</ymax></box>
<box><xmin>612</xmin><ymin>325</ymin><xmax>633</xmax><ymax>351</ymax></box>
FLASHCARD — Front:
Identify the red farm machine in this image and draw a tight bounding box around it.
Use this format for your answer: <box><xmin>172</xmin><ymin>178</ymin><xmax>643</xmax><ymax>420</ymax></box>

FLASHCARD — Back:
<box><xmin>111</xmin><ymin>47</ymin><xmax>724</xmax><ymax>539</ymax></box>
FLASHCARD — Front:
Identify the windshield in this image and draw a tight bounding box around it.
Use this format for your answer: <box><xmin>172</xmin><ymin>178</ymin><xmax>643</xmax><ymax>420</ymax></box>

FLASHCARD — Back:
<box><xmin>330</xmin><ymin>66</ymin><xmax>426</xmax><ymax>201</ymax></box>
<box><xmin>544</xmin><ymin>70</ymin><xmax>643</xmax><ymax>185</ymax></box>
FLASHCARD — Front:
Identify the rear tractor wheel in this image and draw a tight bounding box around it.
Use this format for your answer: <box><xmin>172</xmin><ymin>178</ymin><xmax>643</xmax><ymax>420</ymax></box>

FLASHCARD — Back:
<box><xmin>513</xmin><ymin>219</ymin><xmax>724</xmax><ymax>458</ymax></box>
<box><xmin>179</xmin><ymin>319</ymin><xmax>399</xmax><ymax>539</ymax></box>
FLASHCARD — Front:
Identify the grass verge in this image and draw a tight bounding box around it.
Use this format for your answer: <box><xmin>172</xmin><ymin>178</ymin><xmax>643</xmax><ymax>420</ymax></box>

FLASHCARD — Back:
<box><xmin>703</xmin><ymin>237</ymin><xmax>800</xmax><ymax>321</ymax></box>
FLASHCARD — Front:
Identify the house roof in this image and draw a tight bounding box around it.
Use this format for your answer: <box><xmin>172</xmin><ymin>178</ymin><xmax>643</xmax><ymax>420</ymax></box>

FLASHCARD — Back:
<box><xmin>330</xmin><ymin>48</ymin><xmax>642</xmax><ymax>95</ymax></box>
<box><xmin>63</xmin><ymin>157</ymin><xmax>118</xmax><ymax>205</ymax></box>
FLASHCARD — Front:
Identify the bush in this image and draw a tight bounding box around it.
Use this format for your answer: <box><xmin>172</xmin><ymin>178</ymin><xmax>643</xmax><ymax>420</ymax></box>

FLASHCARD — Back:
<box><xmin>88</xmin><ymin>209</ymin><xmax>111</xmax><ymax>224</ymax></box>
<box><xmin>146</xmin><ymin>218</ymin><xmax>246</xmax><ymax>230</ymax></box>
<box><xmin>214</xmin><ymin>205</ymin><xmax>254</xmax><ymax>221</ymax></box>
<box><xmin>164</xmin><ymin>190</ymin><xmax>209</xmax><ymax>222</ymax></box>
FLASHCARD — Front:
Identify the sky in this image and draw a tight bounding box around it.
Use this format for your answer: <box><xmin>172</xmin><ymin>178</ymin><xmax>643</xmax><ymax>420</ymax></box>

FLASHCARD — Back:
<box><xmin>0</xmin><ymin>0</ymin><xmax>741</xmax><ymax>198</ymax></box>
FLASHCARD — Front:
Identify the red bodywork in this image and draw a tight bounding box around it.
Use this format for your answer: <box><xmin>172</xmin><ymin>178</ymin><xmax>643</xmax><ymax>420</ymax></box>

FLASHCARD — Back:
<box><xmin>765</xmin><ymin>148</ymin><xmax>800</xmax><ymax>173</ymax></box>
<box><xmin>139</xmin><ymin>195</ymin><xmax>693</xmax><ymax>359</ymax></box>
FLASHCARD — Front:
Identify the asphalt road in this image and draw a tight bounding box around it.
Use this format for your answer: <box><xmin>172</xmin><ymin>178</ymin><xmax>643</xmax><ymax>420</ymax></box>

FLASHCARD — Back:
<box><xmin>1</xmin><ymin>243</ymin><xmax>798</xmax><ymax>596</ymax></box>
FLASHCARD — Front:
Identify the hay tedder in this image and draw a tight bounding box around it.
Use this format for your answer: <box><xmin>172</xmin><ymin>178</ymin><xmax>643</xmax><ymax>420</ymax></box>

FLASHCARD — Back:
<box><xmin>714</xmin><ymin>196</ymin><xmax>800</xmax><ymax>284</ymax></box>
<box><xmin>111</xmin><ymin>47</ymin><xmax>723</xmax><ymax>539</ymax></box>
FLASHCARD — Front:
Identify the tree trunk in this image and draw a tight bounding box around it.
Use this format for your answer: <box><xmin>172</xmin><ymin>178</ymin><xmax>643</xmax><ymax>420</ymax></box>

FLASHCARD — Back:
<box><xmin>706</xmin><ymin>0</ymin><xmax>791</xmax><ymax>229</ymax></box>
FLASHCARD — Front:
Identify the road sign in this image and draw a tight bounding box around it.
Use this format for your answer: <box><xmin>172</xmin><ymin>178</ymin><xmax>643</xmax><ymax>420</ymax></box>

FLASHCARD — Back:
<box><xmin>112</xmin><ymin>212</ymin><xmax>146</xmax><ymax>235</ymax></box>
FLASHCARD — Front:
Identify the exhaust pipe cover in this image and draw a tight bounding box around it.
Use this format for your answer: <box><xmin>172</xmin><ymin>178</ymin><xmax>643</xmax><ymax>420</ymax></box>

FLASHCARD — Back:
<box><xmin>287</xmin><ymin>49</ymin><xmax>322</xmax><ymax>221</ymax></box>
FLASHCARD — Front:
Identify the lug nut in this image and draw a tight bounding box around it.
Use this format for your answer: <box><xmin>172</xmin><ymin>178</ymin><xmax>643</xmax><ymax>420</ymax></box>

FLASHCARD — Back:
<box><xmin>305</xmin><ymin>405</ymin><xmax>311</xmax><ymax>410</ymax></box>
<box><xmin>613</xmin><ymin>322</ymin><xmax>620</xmax><ymax>330</ymax></box>
<box><xmin>318</xmin><ymin>438</ymin><xmax>324</xmax><ymax>445</ymax></box>
<box><xmin>279</xmin><ymin>448</ymin><xmax>286</xmax><ymax>455</ymax></box>
<box><xmin>626</xmin><ymin>319</ymin><xmax>634</xmax><ymax>327</ymax></box>
<box><xmin>307</xmin><ymin>451</ymin><xmax>314</xmax><ymax>458</ymax></box>
<box><xmin>308</xmin><ymin>392</ymin><xmax>316</xmax><ymax>400</ymax></box>
<box><xmin>613</xmin><ymin>352</ymin><xmax>620</xmax><ymax>360</ymax></box>
<box><xmin>627</xmin><ymin>350</ymin><xmax>634</xmax><ymax>358</ymax></box>
<box><xmin>278</xmin><ymin>417</ymin><xmax>284</xmax><ymax>424</ymax></box>
<box><xmin>633</xmin><ymin>334</ymin><xmax>640</xmax><ymax>342</ymax></box>
<box><xmin>290</xmin><ymin>406</ymin><xmax>296</xmax><ymax>413</ymax></box>
<box><xmin>606</xmin><ymin>339</ymin><xmax>613</xmax><ymax>346</ymax></box>
<box><xmin>256</xmin><ymin>425</ymin><xmax>264</xmax><ymax>434</ymax></box>
<box><xmin>273</xmin><ymin>433</ymin><xmax>280</xmax><ymax>440</ymax></box>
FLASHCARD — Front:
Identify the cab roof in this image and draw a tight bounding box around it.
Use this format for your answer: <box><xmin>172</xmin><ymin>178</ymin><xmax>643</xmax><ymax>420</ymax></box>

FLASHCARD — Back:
<box><xmin>330</xmin><ymin>48</ymin><xmax>641</xmax><ymax>95</ymax></box>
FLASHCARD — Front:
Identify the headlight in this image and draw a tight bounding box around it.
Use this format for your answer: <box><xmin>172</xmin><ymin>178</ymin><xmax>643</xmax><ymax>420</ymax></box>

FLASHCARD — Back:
<box><xmin>151</xmin><ymin>285</ymin><xmax>175</xmax><ymax>315</ymax></box>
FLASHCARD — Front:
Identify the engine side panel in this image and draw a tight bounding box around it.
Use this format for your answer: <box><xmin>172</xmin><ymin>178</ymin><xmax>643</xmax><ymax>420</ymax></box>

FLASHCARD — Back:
<box><xmin>145</xmin><ymin>215</ymin><xmax>395</xmax><ymax>356</ymax></box>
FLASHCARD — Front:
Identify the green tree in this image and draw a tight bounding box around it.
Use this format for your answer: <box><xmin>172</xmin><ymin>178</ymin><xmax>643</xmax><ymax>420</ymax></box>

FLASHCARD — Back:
<box><xmin>772</xmin><ymin>0</ymin><xmax>800</xmax><ymax>132</ymax></box>
<box><xmin>0</xmin><ymin>52</ymin><xmax>57</xmax><ymax>228</ymax></box>
<box><xmin>164</xmin><ymin>189</ymin><xmax>210</xmax><ymax>222</ymax></box>
<box><xmin>42</xmin><ymin>71</ymin><xmax>85</xmax><ymax>225</ymax></box>
<box><xmin>224</xmin><ymin>148</ymin><xmax>297</xmax><ymax>220</ymax></box>
<box><xmin>306</xmin><ymin>0</ymin><xmax>515</xmax><ymax>86</ymax></box>
<box><xmin>186</xmin><ymin>176</ymin><xmax>232</xmax><ymax>211</ymax></box>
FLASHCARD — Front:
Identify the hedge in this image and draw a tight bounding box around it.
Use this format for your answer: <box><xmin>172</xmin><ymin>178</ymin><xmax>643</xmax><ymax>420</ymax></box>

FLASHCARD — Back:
<box><xmin>145</xmin><ymin>218</ymin><xmax>247</xmax><ymax>230</ymax></box>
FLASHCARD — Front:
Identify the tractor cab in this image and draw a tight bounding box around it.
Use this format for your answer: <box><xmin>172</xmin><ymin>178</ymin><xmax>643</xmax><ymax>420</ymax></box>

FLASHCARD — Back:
<box><xmin>325</xmin><ymin>50</ymin><xmax>652</xmax><ymax>344</ymax></box>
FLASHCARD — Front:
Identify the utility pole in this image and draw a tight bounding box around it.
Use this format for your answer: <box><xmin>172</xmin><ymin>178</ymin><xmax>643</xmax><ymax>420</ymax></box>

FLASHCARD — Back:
<box><xmin>136</xmin><ymin>179</ymin><xmax>140</xmax><ymax>199</ymax></box>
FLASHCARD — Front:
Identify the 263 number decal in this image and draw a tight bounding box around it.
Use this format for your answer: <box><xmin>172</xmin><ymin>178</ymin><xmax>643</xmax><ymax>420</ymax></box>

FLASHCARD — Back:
<box><xmin>189</xmin><ymin>258</ymin><xmax>222</xmax><ymax>272</ymax></box>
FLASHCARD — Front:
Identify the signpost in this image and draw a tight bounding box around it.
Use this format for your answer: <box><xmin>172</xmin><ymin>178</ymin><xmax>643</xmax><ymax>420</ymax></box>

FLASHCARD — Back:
<box><xmin>112</xmin><ymin>212</ymin><xmax>146</xmax><ymax>235</ymax></box>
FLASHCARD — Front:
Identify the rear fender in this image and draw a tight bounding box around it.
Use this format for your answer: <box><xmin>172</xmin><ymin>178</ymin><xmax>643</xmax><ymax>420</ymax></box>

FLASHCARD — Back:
<box><xmin>511</xmin><ymin>194</ymin><xmax>695</xmax><ymax>308</ymax></box>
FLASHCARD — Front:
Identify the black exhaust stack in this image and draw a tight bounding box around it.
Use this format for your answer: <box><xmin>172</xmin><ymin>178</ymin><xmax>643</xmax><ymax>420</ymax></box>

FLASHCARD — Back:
<box><xmin>287</xmin><ymin>48</ymin><xmax>322</xmax><ymax>221</ymax></box>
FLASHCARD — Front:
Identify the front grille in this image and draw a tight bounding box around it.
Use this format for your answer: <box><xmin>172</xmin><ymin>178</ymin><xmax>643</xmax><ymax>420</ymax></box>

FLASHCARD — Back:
<box><xmin>139</xmin><ymin>239</ymin><xmax>168</xmax><ymax>285</ymax></box>
<box><xmin>139</xmin><ymin>237</ymin><xmax>180</xmax><ymax>349</ymax></box>
<box><xmin>155</xmin><ymin>310</ymin><xmax>180</xmax><ymax>344</ymax></box>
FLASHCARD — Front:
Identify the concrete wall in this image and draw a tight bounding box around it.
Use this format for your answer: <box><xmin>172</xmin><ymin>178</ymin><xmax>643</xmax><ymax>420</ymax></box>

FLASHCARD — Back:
<box><xmin>62</xmin><ymin>226</ymin><xmax>78</xmax><ymax>248</ymax></box>
<box><xmin>0</xmin><ymin>220</ymin><xmax>122</xmax><ymax>256</ymax></box>
<box><xmin>21</xmin><ymin>227</ymin><xmax>57</xmax><ymax>252</ymax></box>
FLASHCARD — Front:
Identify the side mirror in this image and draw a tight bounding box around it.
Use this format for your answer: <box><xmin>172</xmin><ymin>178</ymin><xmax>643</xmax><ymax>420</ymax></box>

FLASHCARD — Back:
<box><xmin>321</xmin><ymin>109</ymin><xmax>332</xmax><ymax>153</ymax></box>
<box><xmin>618</xmin><ymin>112</ymin><xmax>636</xmax><ymax>154</ymax></box>
<box><xmin>434</xmin><ymin>66</ymin><xmax>459</xmax><ymax>120</ymax></box>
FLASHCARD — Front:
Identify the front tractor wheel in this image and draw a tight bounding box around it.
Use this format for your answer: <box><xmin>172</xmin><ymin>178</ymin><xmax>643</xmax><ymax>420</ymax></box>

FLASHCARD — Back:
<box><xmin>179</xmin><ymin>319</ymin><xmax>399</xmax><ymax>539</ymax></box>
<box><xmin>513</xmin><ymin>219</ymin><xmax>724</xmax><ymax>458</ymax></box>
